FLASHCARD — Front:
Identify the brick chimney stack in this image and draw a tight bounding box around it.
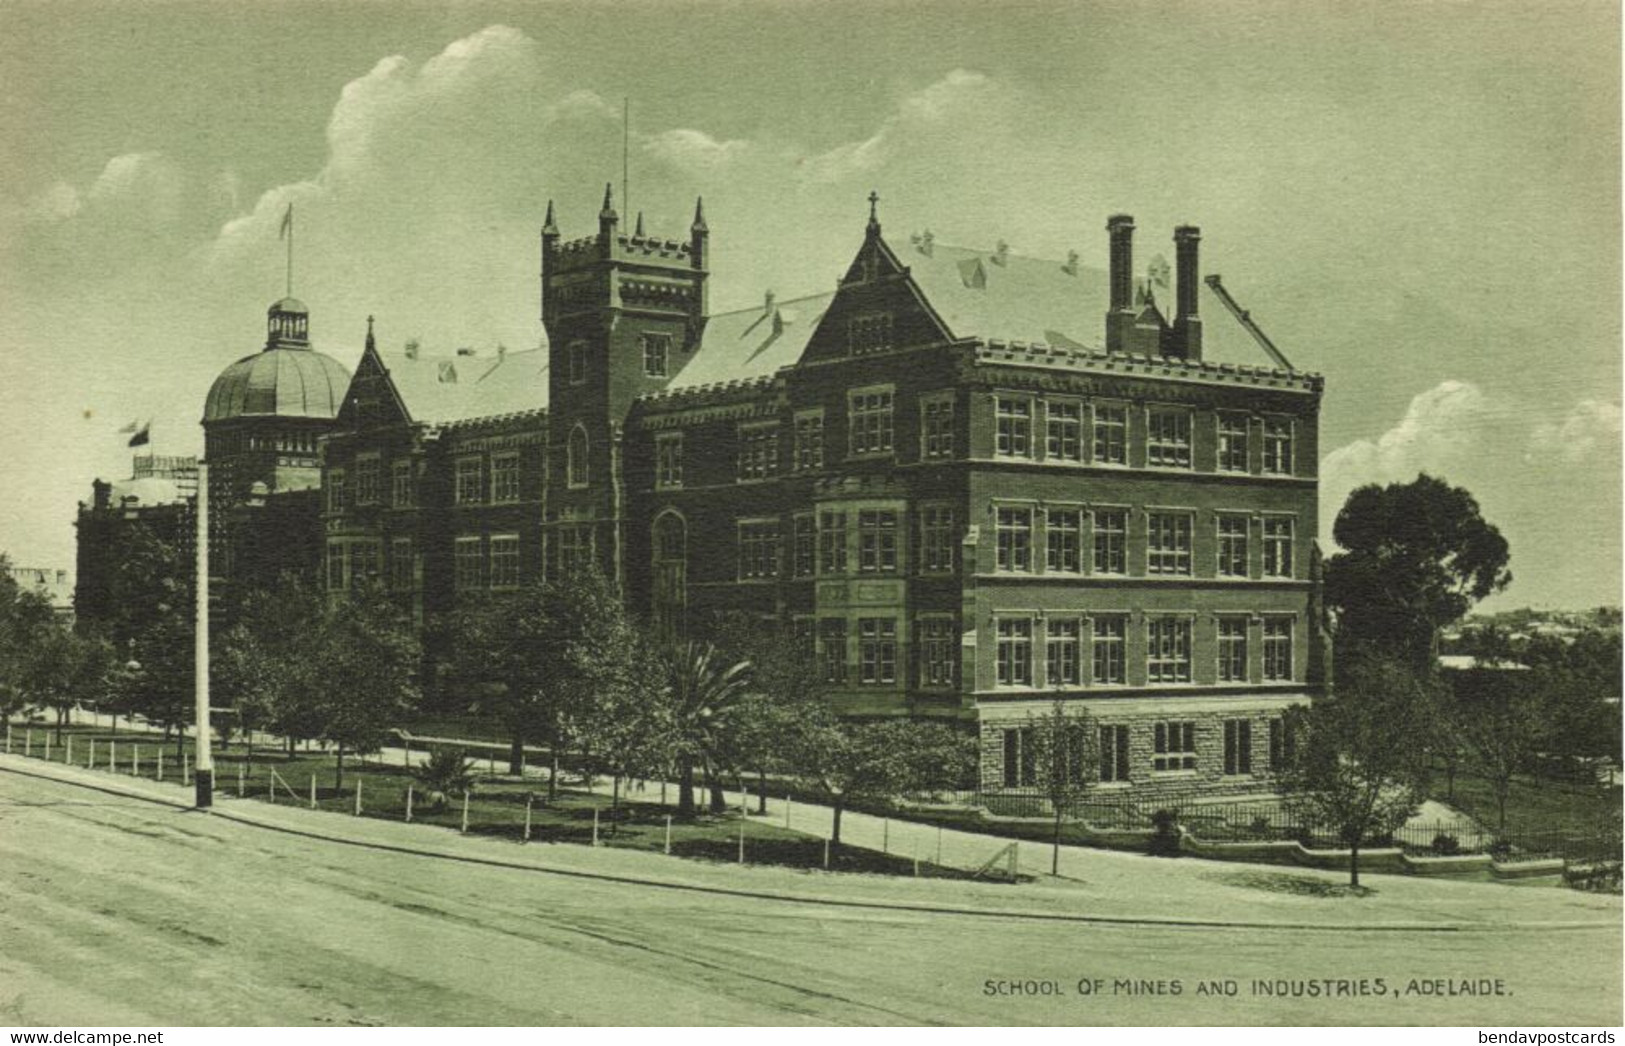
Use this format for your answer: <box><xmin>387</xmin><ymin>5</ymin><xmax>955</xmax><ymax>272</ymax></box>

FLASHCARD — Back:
<box><xmin>1106</xmin><ymin>214</ymin><xmax>1136</xmax><ymax>353</ymax></box>
<box><xmin>1173</xmin><ymin>225</ymin><xmax>1203</xmax><ymax>360</ymax></box>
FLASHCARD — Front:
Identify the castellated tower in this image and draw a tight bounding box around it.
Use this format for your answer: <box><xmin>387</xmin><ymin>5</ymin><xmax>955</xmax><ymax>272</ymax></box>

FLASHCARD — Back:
<box><xmin>540</xmin><ymin>186</ymin><xmax>710</xmax><ymax>587</ymax></box>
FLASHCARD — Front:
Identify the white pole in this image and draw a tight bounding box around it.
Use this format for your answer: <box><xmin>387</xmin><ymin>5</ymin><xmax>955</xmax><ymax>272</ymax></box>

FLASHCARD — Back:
<box><xmin>523</xmin><ymin>795</ymin><xmax>532</xmax><ymax>842</ymax></box>
<box><xmin>405</xmin><ymin>785</ymin><xmax>414</xmax><ymax>823</ymax></box>
<box><xmin>937</xmin><ymin>824</ymin><xmax>944</xmax><ymax>866</ymax></box>
<box><xmin>193</xmin><ymin>461</ymin><xmax>213</xmax><ymax>809</ymax></box>
<box><xmin>664</xmin><ymin>814</ymin><xmax>672</xmax><ymax>855</ymax></box>
<box><xmin>132</xmin><ymin>746</ymin><xmax>139</xmax><ymax>777</ymax></box>
<box><xmin>737</xmin><ymin>821</ymin><xmax>745</xmax><ymax>864</ymax></box>
<box><xmin>460</xmin><ymin>791</ymin><xmax>469</xmax><ymax>834</ymax></box>
<box><xmin>824</xmin><ymin>836</ymin><xmax>831</xmax><ymax>870</ymax></box>
<box><xmin>785</xmin><ymin>796</ymin><xmax>792</xmax><ymax>829</ymax></box>
<box><xmin>66</xmin><ymin>734</ymin><xmax>74</xmax><ymax>765</ymax></box>
<box><xmin>25</xmin><ymin>729</ymin><xmax>32</xmax><ymax>758</ymax></box>
<box><xmin>183</xmin><ymin>751</ymin><xmax>190</xmax><ymax>785</ymax></box>
<box><xmin>157</xmin><ymin>747</ymin><xmax>164</xmax><ymax>781</ymax></box>
<box><xmin>238</xmin><ymin>762</ymin><xmax>245</xmax><ymax>798</ymax></box>
<box><xmin>883</xmin><ymin>817</ymin><xmax>889</xmax><ymax>853</ymax></box>
<box><xmin>592</xmin><ymin>806</ymin><xmax>600</xmax><ymax>847</ymax></box>
<box><xmin>309</xmin><ymin>774</ymin><xmax>317</xmax><ymax>810</ymax></box>
<box><xmin>109</xmin><ymin>739</ymin><xmax>116</xmax><ymax>772</ymax></box>
<box><xmin>354</xmin><ymin>777</ymin><xmax>363</xmax><ymax>816</ymax></box>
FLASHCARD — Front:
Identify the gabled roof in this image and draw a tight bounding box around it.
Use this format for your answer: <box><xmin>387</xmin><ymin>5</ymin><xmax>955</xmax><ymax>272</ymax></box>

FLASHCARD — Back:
<box><xmin>664</xmin><ymin>291</ymin><xmax>834</xmax><ymax>391</ymax></box>
<box><xmin>381</xmin><ymin>347</ymin><xmax>549</xmax><ymax>425</ymax></box>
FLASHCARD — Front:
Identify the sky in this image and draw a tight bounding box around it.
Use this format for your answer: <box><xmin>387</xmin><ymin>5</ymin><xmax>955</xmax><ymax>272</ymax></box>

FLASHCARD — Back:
<box><xmin>0</xmin><ymin>0</ymin><xmax>1619</xmax><ymax>610</ymax></box>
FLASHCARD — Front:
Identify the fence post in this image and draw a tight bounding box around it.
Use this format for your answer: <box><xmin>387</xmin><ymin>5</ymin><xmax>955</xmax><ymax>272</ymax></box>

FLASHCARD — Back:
<box><xmin>267</xmin><ymin>773</ymin><xmax>274</xmax><ymax>802</ymax></box>
<box><xmin>824</xmin><ymin>836</ymin><xmax>831</xmax><ymax>870</ymax></box>
<box><xmin>937</xmin><ymin>824</ymin><xmax>944</xmax><ymax>866</ymax></box>
<box><xmin>883</xmin><ymin>817</ymin><xmax>889</xmax><ymax>854</ymax></box>
<box><xmin>87</xmin><ymin>738</ymin><xmax>95</xmax><ymax>770</ymax></box>
<box><xmin>109</xmin><ymin>740</ymin><xmax>116</xmax><ymax>772</ymax></box>
<box><xmin>238</xmin><ymin>762</ymin><xmax>246</xmax><ymax>798</ymax></box>
<box><xmin>522</xmin><ymin>795</ymin><xmax>531</xmax><ymax>842</ymax></box>
<box><xmin>309</xmin><ymin>773</ymin><xmax>317</xmax><ymax>810</ymax></box>
<box><xmin>66</xmin><ymin>734</ymin><xmax>74</xmax><ymax>766</ymax></box>
<box><xmin>460</xmin><ymin>791</ymin><xmax>469</xmax><ymax>834</ymax></box>
<box><xmin>354</xmin><ymin>777</ymin><xmax>363</xmax><ymax>816</ymax></box>
<box><xmin>785</xmin><ymin>796</ymin><xmax>792</xmax><ymax>829</ymax></box>
<box><xmin>132</xmin><ymin>746</ymin><xmax>139</xmax><ymax>777</ymax></box>
<box><xmin>592</xmin><ymin>806</ymin><xmax>600</xmax><ymax>847</ymax></box>
<box><xmin>405</xmin><ymin>785</ymin><xmax>414</xmax><ymax>823</ymax></box>
<box><xmin>156</xmin><ymin>747</ymin><xmax>163</xmax><ymax>781</ymax></box>
<box><xmin>664</xmin><ymin>814</ymin><xmax>672</xmax><ymax>855</ymax></box>
<box><xmin>182</xmin><ymin>751</ymin><xmax>189</xmax><ymax>786</ymax></box>
<box><xmin>738</xmin><ymin>821</ymin><xmax>745</xmax><ymax>864</ymax></box>
<box><xmin>25</xmin><ymin>729</ymin><xmax>32</xmax><ymax>758</ymax></box>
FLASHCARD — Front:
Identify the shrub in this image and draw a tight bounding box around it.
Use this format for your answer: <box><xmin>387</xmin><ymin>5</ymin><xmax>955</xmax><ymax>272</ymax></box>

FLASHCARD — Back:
<box><xmin>1430</xmin><ymin>832</ymin><xmax>1461</xmax><ymax>856</ymax></box>
<box><xmin>413</xmin><ymin>747</ymin><xmax>476</xmax><ymax>809</ymax></box>
<box><xmin>1149</xmin><ymin>808</ymin><xmax>1182</xmax><ymax>857</ymax></box>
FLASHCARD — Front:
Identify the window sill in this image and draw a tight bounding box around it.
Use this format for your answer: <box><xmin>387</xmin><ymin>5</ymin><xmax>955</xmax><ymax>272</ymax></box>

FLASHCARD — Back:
<box><xmin>1151</xmin><ymin>769</ymin><xmax>1199</xmax><ymax>777</ymax></box>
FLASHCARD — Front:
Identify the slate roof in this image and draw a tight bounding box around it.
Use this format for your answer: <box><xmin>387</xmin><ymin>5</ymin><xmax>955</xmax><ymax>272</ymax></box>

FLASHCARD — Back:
<box><xmin>665</xmin><ymin>291</ymin><xmax>834</xmax><ymax>391</ymax></box>
<box><xmin>381</xmin><ymin>347</ymin><xmax>549</xmax><ymax>425</ymax></box>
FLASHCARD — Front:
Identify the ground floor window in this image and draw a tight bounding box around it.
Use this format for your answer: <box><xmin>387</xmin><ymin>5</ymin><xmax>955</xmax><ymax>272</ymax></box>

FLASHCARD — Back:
<box><xmin>918</xmin><ymin>616</ymin><xmax>956</xmax><ymax>688</ymax></box>
<box><xmin>1099</xmin><ymin>724</ymin><xmax>1130</xmax><ymax>783</ymax></box>
<box><xmin>454</xmin><ymin>536</ymin><xmax>483</xmax><ymax>591</ymax></box>
<box><xmin>1223</xmin><ymin>718</ymin><xmax>1253</xmax><ymax>775</ymax></box>
<box><xmin>858</xmin><ymin>617</ymin><xmax>897</xmax><ymax>684</ymax></box>
<box><xmin>489</xmin><ymin>534</ymin><xmax>520</xmax><ymax>588</ymax></box>
<box><xmin>1153</xmin><ymin>720</ymin><xmax>1197</xmax><ymax>772</ymax></box>
<box><xmin>1002</xmin><ymin>727</ymin><xmax>1036</xmax><ymax>787</ymax></box>
<box><xmin>820</xmin><ymin>618</ymin><xmax>847</xmax><ymax>684</ymax></box>
<box><xmin>1269</xmin><ymin>717</ymin><xmax>1297</xmax><ymax>771</ymax></box>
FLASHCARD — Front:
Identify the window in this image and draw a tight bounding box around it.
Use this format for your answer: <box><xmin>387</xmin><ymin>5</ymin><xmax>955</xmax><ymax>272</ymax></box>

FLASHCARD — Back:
<box><xmin>568</xmin><ymin>341</ymin><xmax>587</xmax><ymax>385</ymax></box>
<box><xmin>1263</xmin><ymin>618</ymin><xmax>1293</xmax><ymax>681</ymax></box>
<box><xmin>1147</xmin><ymin>408</ymin><xmax>1192</xmax><ymax>468</ymax></box>
<box><xmin>1217</xmin><ymin>514</ymin><xmax>1250</xmax><ymax>577</ymax></box>
<box><xmin>820</xmin><ymin>618</ymin><xmax>847</xmax><ymax>684</ymax></box>
<box><xmin>1003</xmin><ymin>728</ymin><xmax>1036</xmax><ymax>788</ymax></box>
<box><xmin>354</xmin><ymin>455</ymin><xmax>381</xmax><ymax>505</ymax></box>
<box><xmin>552</xmin><ymin>524</ymin><xmax>593</xmax><ymax>573</ymax></box>
<box><xmin>489</xmin><ymin>534</ymin><xmax>520</xmax><ymax>588</ymax></box>
<box><xmin>1099</xmin><ymin>724</ymin><xmax>1130</xmax><ymax>783</ymax></box>
<box><xmin>656</xmin><ymin>433</ymin><xmax>683</xmax><ymax>489</ymax></box>
<box><xmin>996</xmin><ymin>398</ymin><xmax>1032</xmax><ymax>458</ymax></box>
<box><xmin>1046</xmin><ymin>402</ymin><xmax>1082</xmax><ymax>462</ymax></box>
<box><xmin>566</xmin><ymin>426</ymin><xmax>588</xmax><ymax>489</ymax></box>
<box><xmin>857</xmin><ymin>510</ymin><xmax>899</xmax><ymax>573</ymax></box>
<box><xmin>1263</xmin><ymin>517</ymin><xmax>1293</xmax><ymax>578</ymax></box>
<box><xmin>390</xmin><ymin>538</ymin><xmax>413</xmax><ymax>591</ymax></box>
<box><xmin>792</xmin><ymin>514</ymin><xmax>815</xmax><ymax>577</ymax></box>
<box><xmin>818</xmin><ymin>511</ymin><xmax>847</xmax><ymax>574</ymax></box>
<box><xmin>858</xmin><ymin>618</ymin><xmax>897</xmax><ymax>684</ymax></box>
<box><xmin>454</xmin><ymin>537</ymin><xmax>484</xmax><ymax>591</ymax></box>
<box><xmin>1092</xmin><ymin>509</ymin><xmax>1126</xmax><ymax>575</ymax></box>
<box><xmin>326</xmin><ymin>542</ymin><xmax>345</xmax><ymax>591</ymax></box>
<box><xmin>996</xmin><ymin>507</ymin><xmax>1033</xmax><ymax>572</ymax></box>
<box><xmin>996</xmin><ymin>618</ymin><xmax>1033</xmax><ymax>686</ymax></box>
<box><xmin>1153</xmin><ymin>721</ymin><xmax>1197</xmax><ymax>772</ymax></box>
<box><xmin>738</xmin><ymin>521</ymin><xmax>781</xmax><ymax>579</ymax></box>
<box><xmin>1263</xmin><ymin>418</ymin><xmax>1293</xmax><ymax>475</ymax></box>
<box><xmin>737</xmin><ymin>424</ymin><xmax>780</xmax><ymax>482</ymax></box>
<box><xmin>1093</xmin><ymin>404</ymin><xmax>1127</xmax><ymax>464</ymax></box>
<box><xmin>919</xmin><ymin>617</ymin><xmax>956</xmax><ymax>688</ymax></box>
<box><xmin>327</xmin><ymin>469</ymin><xmax>348</xmax><ymax>514</ymax></box>
<box><xmin>491</xmin><ymin>453</ymin><xmax>520</xmax><ymax>503</ymax></box>
<box><xmin>1219</xmin><ymin>414</ymin><xmax>1250</xmax><ymax>472</ymax></box>
<box><xmin>794</xmin><ymin>411</ymin><xmax>824</xmax><ymax>471</ymax></box>
<box><xmin>1147</xmin><ymin>512</ymin><xmax>1193</xmax><ymax>575</ymax></box>
<box><xmin>1046</xmin><ymin>618</ymin><xmax>1081</xmax><ymax>686</ymax></box>
<box><xmin>1269</xmin><ymin>717</ymin><xmax>1297</xmax><ymax>771</ymax></box>
<box><xmin>642</xmin><ymin>332</ymin><xmax>671</xmax><ymax>377</ymax></box>
<box><xmin>1218</xmin><ymin>616</ymin><xmax>1249</xmax><ymax>682</ymax></box>
<box><xmin>455</xmin><ymin>457</ymin><xmax>483</xmax><ymax>505</ymax></box>
<box><xmin>921</xmin><ymin>397</ymin><xmax>955</xmax><ymax>459</ymax></box>
<box><xmin>1147</xmin><ymin>616</ymin><xmax>1192</xmax><ymax>683</ymax></box>
<box><xmin>348</xmin><ymin>541</ymin><xmax>379</xmax><ymax>583</ymax></box>
<box><xmin>848</xmin><ymin>389</ymin><xmax>894</xmax><ymax>455</ymax></box>
<box><xmin>1224</xmin><ymin>719</ymin><xmax>1253</xmax><ymax>776</ymax></box>
<box><xmin>1046</xmin><ymin>509</ymin><xmax>1081</xmax><ymax>573</ymax></box>
<box><xmin>391</xmin><ymin>460</ymin><xmax>414</xmax><ymax>508</ymax></box>
<box><xmin>848</xmin><ymin>312</ymin><xmax>894</xmax><ymax>355</ymax></box>
<box><xmin>919</xmin><ymin>507</ymin><xmax>957</xmax><ymax>574</ymax></box>
<box><xmin>1092</xmin><ymin>616</ymin><xmax>1126</xmax><ymax>684</ymax></box>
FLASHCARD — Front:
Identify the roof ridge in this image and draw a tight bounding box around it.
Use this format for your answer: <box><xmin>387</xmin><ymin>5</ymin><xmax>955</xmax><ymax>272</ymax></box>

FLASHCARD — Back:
<box><xmin>705</xmin><ymin>288</ymin><xmax>834</xmax><ymax>319</ymax></box>
<box><xmin>927</xmin><ymin>241</ymin><xmax>1101</xmax><ymax>268</ymax></box>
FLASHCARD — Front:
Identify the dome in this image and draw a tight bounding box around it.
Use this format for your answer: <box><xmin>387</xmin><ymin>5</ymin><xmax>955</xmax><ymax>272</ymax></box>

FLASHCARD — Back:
<box><xmin>203</xmin><ymin>346</ymin><xmax>352</xmax><ymax>423</ymax></box>
<box><xmin>269</xmin><ymin>296</ymin><xmax>308</xmax><ymax>315</ymax></box>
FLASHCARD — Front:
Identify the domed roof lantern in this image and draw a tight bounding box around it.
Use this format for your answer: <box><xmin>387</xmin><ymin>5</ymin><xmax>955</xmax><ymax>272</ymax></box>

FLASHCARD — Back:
<box><xmin>266</xmin><ymin>297</ymin><xmax>310</xmax><ymax>350</ymax></box>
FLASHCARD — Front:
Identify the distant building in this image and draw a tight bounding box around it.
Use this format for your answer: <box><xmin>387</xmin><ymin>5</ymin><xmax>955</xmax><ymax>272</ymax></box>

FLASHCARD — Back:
<box><xmin>5</xmin><ymin>565</ymin><xmax>74</xmax><ymax>624</ymax></box>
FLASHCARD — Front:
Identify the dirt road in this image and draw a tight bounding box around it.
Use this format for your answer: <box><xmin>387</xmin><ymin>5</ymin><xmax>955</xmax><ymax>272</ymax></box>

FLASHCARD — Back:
<box><xmin>0</xmin><ymin>762</ymin><xmax>1617</xmax><ymax>1026</ymax></box>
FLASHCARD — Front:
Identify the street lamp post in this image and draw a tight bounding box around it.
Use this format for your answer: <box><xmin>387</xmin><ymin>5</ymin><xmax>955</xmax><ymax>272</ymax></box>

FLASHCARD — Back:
<box><xmin>194</xmin><ymin>462</ymin><xmax>213</xmax><ymax>808</ymax></box>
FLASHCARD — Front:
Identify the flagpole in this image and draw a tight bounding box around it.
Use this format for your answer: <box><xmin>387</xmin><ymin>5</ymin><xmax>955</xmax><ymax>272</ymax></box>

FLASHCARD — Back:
<box><xmin>194</xmin><ymin>461</ymin><xmax>213</xmax><ymax>808</ymax></box>
<box><xmin>286</xmin><ymin>204</ymin><xmax>294</xmax><ymax>298</ymax></box>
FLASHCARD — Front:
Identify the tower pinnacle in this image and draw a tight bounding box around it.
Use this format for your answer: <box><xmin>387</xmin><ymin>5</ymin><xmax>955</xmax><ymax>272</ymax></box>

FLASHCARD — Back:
<box><xmin>866</xmin><ymin>190</ymin><xmax>881</xmax><ymax>236</ymax></box>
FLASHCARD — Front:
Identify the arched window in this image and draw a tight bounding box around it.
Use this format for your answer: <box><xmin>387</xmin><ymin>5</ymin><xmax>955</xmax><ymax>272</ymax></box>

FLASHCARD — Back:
<box><xmin>567</xmin><ymin>424</ymin><xmax>589</xmax><ymax>488</ymax></box>
<box><xmin>652</xmin><ymin>511</ymin><xmax>687</xmax><ymax>643</ymax></box>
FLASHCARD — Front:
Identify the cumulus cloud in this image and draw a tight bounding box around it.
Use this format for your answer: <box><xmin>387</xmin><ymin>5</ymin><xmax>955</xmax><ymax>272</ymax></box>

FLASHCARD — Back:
<box><xmin>1528</xmin><ymin>398</ymin><xmax>1623</xmax><ymax>465</ymax></box>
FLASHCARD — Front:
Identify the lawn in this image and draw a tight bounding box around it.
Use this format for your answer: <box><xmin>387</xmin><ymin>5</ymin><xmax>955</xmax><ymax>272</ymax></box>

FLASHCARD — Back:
<box><xmin>1</xmin><ymin>719</ymin><xmax>971</xmax><ymax>879</ymax></box>
<box><xmin>1428</xmin><ymin>766</ymin><xmax>1621</xmax><ymax>859</ymax></box>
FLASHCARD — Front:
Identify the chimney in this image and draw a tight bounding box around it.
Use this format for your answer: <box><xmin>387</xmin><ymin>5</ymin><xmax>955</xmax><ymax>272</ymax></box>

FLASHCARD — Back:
<box><xmin>1173</xmin><ymin>225</ymin><xmax>1203</xmax><ymax>360</ymax></box>
<box><xmin>404</xmin><ymin>339</ymin><xmax>420</xmax><ymax>361</ymax></box>
<box><xmin>1062</xmin><ymin>250</ymin><xmax>1079</xmax><ymax>276</ymax></box>
<box><xmin>764</xmin><ymin>289</ymin><xmax>776</xmax><ymax>315</ymax></box>
<box><xmin>456</xmin><ymin>347</ymin><xmax>476</xmax><ymax>357</ymax></box>
<box><xmin>920</xmin><ymin>229</ymin><xmax>934</xmax><ymax>257</ymax></box>
<box><xmin>1106</xmin><ymin>214</ymin><xmax>1136</xmax><ymax>352</ymax></box>
<box><xmin>992</xmin><ymin>240</ymin><xmax>1010</xmax><ymax>266</ymax></box>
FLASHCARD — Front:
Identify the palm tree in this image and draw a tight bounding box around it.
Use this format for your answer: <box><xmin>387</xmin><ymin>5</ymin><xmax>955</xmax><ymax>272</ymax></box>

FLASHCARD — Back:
<box><xmin>664</xmin><ymin>641</ymin><xmax>752</xmax><ymax>817</ymax></box>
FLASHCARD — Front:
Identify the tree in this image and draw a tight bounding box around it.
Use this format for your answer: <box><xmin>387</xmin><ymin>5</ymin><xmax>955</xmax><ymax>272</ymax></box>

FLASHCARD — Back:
<box><xmin>788</xmin><ymin>718</ymin><xmax>976</xmax><ymax>846</ymax></box>
<box><xmin>1278</xmin><ymin>653</ymin><xmax>1437</xmax><ymax>886</ymax></box>
<box><xmin>662</xmin><ymin>640</ymin><xmax>753</xmax><ymax>817</ymax></box>
<box><xmin>1455</xmin><ymin>669</ymin><xmax>1546</xmax><ymax>832</ymax></box>
<box><xmin>315</xmin><ymin>581</ymin><xmax>420</xmax><ymax>791</ymax></box>
<box><xmin>1325</xmin><ymin>474</ymin><xmax>1511</xmax><ymax>672</ymax></box>
<box><xmin>24</xmin><ymin>626</ymin><xmax>114</xmax><ymax>741</ymax></box>
<box><xmin>1023</xmin><ymin>699</ymin><xmax>1099</xmax><ymax>875</ymax></box>
<box><xmin>218</xmin><ymin>573</ymin><xmax>328</xmax><ymax>773</ymax></box>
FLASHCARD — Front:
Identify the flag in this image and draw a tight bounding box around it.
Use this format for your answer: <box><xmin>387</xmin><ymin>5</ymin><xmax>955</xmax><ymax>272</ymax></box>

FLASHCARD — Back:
<box><xmin>128</xmin><ymin>421</ymin><xmax>150</xmax><ymax>448</ymax></box>
<box><xmin>279</xmin><ymin>202</ymin><xmax>293</xmax><ymax>240</ymax></box>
